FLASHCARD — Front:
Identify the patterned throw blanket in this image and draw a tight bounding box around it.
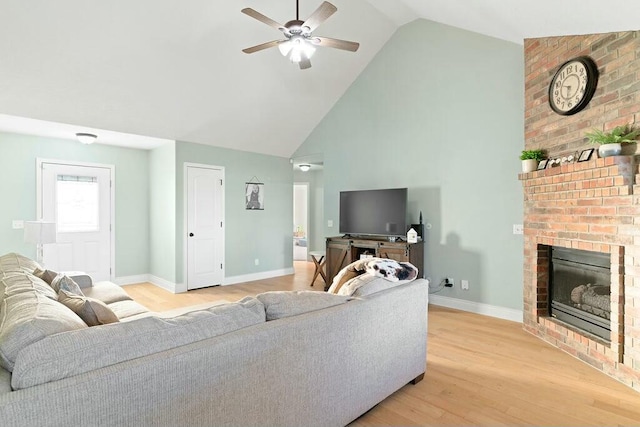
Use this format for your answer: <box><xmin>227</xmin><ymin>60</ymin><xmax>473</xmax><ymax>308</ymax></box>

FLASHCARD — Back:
<box><xmin>327</xmin><ymin>257</ymin><xmax>418</xmax><ymax>295</ymax></box>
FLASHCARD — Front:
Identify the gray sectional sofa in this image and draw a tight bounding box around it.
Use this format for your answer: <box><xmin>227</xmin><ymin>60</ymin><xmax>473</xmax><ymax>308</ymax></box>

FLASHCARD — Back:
<box><xmin>0</xmin><ymin>252</ymin><xmax>429</xmax><ymax>427</ymax></box>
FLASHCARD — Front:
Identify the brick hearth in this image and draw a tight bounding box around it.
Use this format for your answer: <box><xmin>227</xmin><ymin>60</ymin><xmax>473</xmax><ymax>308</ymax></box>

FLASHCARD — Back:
<box><xmin>519</xmin><ymin>156</ymin><xmax>640</xmax><ymax>389</ymax></box>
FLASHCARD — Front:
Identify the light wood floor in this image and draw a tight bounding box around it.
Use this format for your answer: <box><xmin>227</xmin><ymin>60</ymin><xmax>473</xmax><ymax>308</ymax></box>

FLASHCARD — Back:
<box><xmin>123</xmin><ymin>262</ymin><xmax>640</xmax><ymax>426</ymax></box>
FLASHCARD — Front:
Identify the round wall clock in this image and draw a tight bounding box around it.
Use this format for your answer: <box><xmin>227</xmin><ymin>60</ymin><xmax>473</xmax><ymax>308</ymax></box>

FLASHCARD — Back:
<box><xmin>548</xmin><ymin>56</ymin><xmax>599</xmax><ymax>116</ymax></box>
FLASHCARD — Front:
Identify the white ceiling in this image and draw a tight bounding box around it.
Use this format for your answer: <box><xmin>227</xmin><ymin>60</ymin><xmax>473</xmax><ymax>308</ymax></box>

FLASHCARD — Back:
<box><xmin>0</xmin><ymin>0</ymin><xmax>639</xmax><ymax>156</ymax></box>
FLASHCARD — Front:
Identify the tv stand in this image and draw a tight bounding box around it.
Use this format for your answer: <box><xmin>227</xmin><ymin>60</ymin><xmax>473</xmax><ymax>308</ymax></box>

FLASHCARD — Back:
<box><xmin>325</xmin><ymin>236</ymin><xmax>424</xmax><ymax>290</ymax></box>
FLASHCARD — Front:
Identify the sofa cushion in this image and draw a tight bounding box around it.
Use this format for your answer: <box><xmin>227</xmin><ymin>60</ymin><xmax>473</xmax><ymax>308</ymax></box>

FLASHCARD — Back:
<box><xmin>82</xmin><ymin>281</ymin><xmax>133</xmax><ymax>304</ymax></box>
<box><xmin>107</xmin><ymin>300</ymin><xmax>149</xmax><ymax>319</ymax></box>
<box><xmin>0</xmin><ymin>290</ymin><xmax>87</xmax><ymax>371</ymax></box>
<box><xmin>0</xmin><ymin>253</ymin><xmax>41</xmax><ymax>278</ymax></box>
<box><xmin>58</xmin><ymin>290</ymin><xmax>119</xmax><ymax>326</ymax></box>
<box><xmin>1</xmin><ymin>273</ymin><xmax>58</xmax><ymax>301</ymax></box>
<box><xmin>256</xmin><ymin>290</ymin><xmax>352</xmax><ymax>321</ymax></box>
<box><xmin>339</xmin><ymin>274</ymin><xmax>424</xmax><ymax>298</ymax></box>
<box><xmin>11</xmin><ymin>296</ymin><xmax>266</xmax><ymax>389</ymax></box>
<box><xmin>49</xmin><ymin>274</ymin><xmax>84</xmax><ymax>296</ymax></box>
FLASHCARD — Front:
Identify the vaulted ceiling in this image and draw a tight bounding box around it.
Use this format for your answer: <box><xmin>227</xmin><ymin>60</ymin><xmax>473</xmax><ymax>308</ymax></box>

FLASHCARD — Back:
<box><xmin>1</xmin><ymin>0</ymin><xmax>639</xmax><ymax>156</ymax></box>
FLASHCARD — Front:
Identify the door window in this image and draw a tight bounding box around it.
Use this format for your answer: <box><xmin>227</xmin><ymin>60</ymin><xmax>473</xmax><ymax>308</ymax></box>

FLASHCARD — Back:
<box><xmin>56</xmin><ymin>175</ymin><xmax>100</xmax><ymax>233</ymax></box>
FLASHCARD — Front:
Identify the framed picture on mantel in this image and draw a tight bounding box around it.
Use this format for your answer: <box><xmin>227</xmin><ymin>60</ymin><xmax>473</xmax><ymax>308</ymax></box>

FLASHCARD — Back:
<box><xmin>537</xmin><ymin>159</ymin><xmax>548</xmax><ymax>170</ymax></box>
<box><xmin>578</xmin><ymin>148</ymin><xmax>594</xmax><ymax>162</ymax></box>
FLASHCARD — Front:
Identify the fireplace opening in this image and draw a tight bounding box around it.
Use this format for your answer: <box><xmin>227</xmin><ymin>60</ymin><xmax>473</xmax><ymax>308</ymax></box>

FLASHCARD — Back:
<box><xmin>549</xmin><ymin>247</ymin><xmax>611</xmax><ymax>341</ymax></box>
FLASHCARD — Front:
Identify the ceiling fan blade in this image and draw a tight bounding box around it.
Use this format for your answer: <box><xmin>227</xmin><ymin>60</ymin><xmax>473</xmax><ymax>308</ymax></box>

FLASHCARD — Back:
<box><xmin>241</xmin><ymin>8</ymin><xmax>286</xmax><ymax>32</ymax></box>
<box><xmin>242</xmin><ymin>40</ymin><xmax>283</xmax><ymax>54</ymax></box>
<box><xmin>302</xmin><ymin>1</ymin><xmax>337</xmax><ymax>32</ymax></box>
<box><xmin>312</xmin><ymin>36</ymin><xmax>360</xmax><ymax>52</ymax></box>
<box><xmin>299</xmin><ymin>58</ymin><xmax>312</xmax><ymax>70</ymax></box>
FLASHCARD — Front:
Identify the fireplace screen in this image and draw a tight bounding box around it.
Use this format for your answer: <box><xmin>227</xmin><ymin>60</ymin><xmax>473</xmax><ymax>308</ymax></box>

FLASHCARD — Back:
<box><xmin>549</xmin><ymin>247</ymin><xmax>611</xmax><ymax>341</ymax></box>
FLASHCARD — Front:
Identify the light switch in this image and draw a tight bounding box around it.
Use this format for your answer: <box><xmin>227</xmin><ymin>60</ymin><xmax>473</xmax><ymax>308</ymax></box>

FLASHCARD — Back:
<box><xmin>12</xmin><ymin>220</ymin><xmax>24</xmax><ymax>229</ymax></box>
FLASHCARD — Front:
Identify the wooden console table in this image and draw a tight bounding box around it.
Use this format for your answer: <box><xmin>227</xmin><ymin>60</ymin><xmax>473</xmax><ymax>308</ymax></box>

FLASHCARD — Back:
<box><xmin>324</xmin><ymin>236</ymin><xmax>424</xmax><ymax>290</ymax></box>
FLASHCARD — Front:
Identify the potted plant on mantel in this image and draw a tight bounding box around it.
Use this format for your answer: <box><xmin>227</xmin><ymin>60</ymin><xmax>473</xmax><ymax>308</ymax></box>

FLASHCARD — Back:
<box><xmin>520</xmin><ymin>149</ymin><xmax>545</xmax><ymax>172</ymax></box>
<box><xmin>585</xmin><ymin>123</ymin><xmax>640</xmax><ymax>158</ymax></box>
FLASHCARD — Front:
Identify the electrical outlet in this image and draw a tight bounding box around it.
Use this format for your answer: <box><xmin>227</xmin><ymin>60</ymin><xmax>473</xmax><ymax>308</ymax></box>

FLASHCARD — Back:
<box><xmin>254</xmin><ymin>259</ymin><xmax>259</xmax><ymax>266</ymax></box>
<box><xmin>461</xmin><ymin>279</ymin><xmax>469</xmax><ymax>290</ymax></box>
<box><xmin>12</xmin><ymin>220</ymin><xmax>24</xmax><ymax>229</ymax></box>
<box><xmin>513</xmin><ymin>224</ymin><xmax>523</xmax><ymax>235</ymax></box>
<box><xmin>327</xmin><ymin>220</ymin><xmax>333</xmax><ymax>227</ymax></box>
<box><xmin>447</xmin><ymin>277</ymin><xmax>454</xmax><ymax>286</ymax></box>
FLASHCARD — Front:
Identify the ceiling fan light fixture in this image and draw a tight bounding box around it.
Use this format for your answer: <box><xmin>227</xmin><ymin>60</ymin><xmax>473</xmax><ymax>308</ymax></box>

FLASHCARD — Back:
<box><xmin>299</xmin><ymin>164</ymin><xmax>311</xmax><ymax>172</ymax></box>
<box><xmin>76</xmin><ymin>132</ymin><xmax>97</xmax><ymax>144</ymax></box>
<box><xmin>278</xmin><ymin>41</ymin><xmax>293</xmax><ymax>56</ymax></box>
<box><xmin>283</xmin><ymin>36</ymin><xmax>316</xmax><ymax>63</ymax></box>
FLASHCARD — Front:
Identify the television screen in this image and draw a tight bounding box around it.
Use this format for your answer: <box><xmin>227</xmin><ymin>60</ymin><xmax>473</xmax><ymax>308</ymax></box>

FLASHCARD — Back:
<box><xmin>339</xmin><ymin>188</ymin><xmax>407</xmax><ymax>237</ymax></box>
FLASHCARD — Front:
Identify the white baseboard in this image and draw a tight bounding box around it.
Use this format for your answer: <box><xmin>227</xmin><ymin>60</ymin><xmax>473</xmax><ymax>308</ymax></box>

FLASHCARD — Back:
<box><xmin>429</xmin><ymin>294</ymin><xmax>523</xmax><ymax>323</ymax></box>
<box><xmin>115</xmin><ymin>274</ymin><xmax>178</xmax><ymax>294</ymax></box>
<box><xmin>113</xmin><ymin>275</ymin><xmax>149</xmax><ymax>286</ymax></box>
<box><xmin>117</xmin><ymin>267</ymin><xmax>294</xmax><ymax>293</ymax></box>
<box><xmin>148</xmin><ymin>275</ymin><xmax>178</xmax><ymax>293</ymax></box>
<box><xmin>223</xmin><ymin>267</ymin><xmax>295</xmax><ymax>286</ymax></box>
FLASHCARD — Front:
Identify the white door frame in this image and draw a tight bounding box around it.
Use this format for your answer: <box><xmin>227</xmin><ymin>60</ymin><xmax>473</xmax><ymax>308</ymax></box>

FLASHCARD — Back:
<box><xmin>183</xmin><ymin>162</ymin><xmax>225</xmax><ymax>291</ymax></box>
<box><xmin>36</xmin><ymin>158</ymin><xmax>116</xmax><ymax>280</ymax></box>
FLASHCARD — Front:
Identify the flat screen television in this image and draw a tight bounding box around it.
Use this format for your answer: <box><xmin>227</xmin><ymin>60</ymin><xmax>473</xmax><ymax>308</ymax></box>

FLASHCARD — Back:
<box><xmin>339</xmin><ymin>188</ymin><xmax>407</xmax><ymax>238</ymax></box>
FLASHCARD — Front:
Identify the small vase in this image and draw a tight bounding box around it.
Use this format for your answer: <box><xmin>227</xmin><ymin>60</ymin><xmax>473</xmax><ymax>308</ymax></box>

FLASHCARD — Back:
<box><xmin>598</xmin><ymin>143</ymin><xmax>622</xmax><ymax>157</ymax></box>
<box><xmin>522</xmin><ymin>159</ymin><xmax>538</xmax><ymax>173</ymax></box>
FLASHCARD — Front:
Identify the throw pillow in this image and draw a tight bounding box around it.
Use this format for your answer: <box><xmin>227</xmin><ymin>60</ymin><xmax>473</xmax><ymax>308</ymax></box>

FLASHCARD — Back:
<box><xmin>50</xmin><ymin>274</ymin><xmax>84</xmax><ymax>296</ymax></box>
<box><xmin>33</xmin><ymin>267</ymin><xmax>58</xmax><ymax>285</ymax></box>
<box><xmin>57</xmin><ymin>290</ymin><xmax>119</xmax><ymax>326</ymax></box>
<box><xmin>256</xmin><ymin>291</ymin><xmax>352</xmax><ymax>321</ymax></box>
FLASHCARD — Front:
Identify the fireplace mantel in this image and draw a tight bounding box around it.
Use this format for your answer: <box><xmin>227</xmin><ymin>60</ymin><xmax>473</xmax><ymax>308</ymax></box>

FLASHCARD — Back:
<box><xmin>520</xmin><ymin>154</ymin><xmax>640</xmax><ymax>390</ymax></box>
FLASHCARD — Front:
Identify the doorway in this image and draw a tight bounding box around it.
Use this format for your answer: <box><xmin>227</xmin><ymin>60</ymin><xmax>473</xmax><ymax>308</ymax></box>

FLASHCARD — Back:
<box><xmin>293</xmin><ymin>183</ymin><xmax>309</xmax><ymax>261</ymax></box>
<box><xmin>38</xmin><ymin>159</ymin><xmax>114</xmax><ymax>281</ymax></box>
<box><xmin>185</xmin><ymin>163</ymin><xmax>225</xmax><ymax>290</ymax></box>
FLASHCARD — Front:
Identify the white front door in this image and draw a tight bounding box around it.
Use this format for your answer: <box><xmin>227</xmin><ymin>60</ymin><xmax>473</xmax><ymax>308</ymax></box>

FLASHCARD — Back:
<box><xmin>39</xmin><ymin>161</ymin><xmax>113</xmax><ymax>281</ymax></box>
<box><xmin>186</xmin><ymin>165</ymin><xmax>224</xmax><ymax>290</ymax></box>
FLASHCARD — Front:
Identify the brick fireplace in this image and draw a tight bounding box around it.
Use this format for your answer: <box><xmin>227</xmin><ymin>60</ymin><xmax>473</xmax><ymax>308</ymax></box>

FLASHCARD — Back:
<box><xmin>519</xmin><ymin>156</ymin><xmax>640</xmax><ymax>388</ymax></box>
<box><xmin>523</xmin><ymin>31</ymin><xmax>640</xmax><ymax>390</ymax></box>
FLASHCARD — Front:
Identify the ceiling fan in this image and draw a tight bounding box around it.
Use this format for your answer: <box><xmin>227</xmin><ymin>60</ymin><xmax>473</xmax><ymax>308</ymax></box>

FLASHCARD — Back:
<box><xmin>241</xmin><ymin>1</ymin><xmax>360</xmax><ymax>70</ymax></box>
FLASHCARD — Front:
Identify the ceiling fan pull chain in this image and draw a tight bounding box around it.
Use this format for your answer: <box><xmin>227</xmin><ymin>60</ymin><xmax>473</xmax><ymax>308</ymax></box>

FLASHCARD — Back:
<box><xmin>296</xmin><ymin>0</ymin><xmax>299</xmax><ymax>21</ymax></box>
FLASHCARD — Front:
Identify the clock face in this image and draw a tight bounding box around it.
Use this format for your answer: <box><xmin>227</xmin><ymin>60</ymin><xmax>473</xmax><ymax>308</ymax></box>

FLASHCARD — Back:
<box><xmin>548</xmin><ymin>56</ymin><xmax>598</xmax><ymax>116</ymax></box>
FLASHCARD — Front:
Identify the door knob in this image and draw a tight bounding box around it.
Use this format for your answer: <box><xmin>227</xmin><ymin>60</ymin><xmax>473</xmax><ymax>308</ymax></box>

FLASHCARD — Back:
<box><xmin>189</xmin><ymin>233</ymin><xmax>194</xmax><ymax>237</ymax></box>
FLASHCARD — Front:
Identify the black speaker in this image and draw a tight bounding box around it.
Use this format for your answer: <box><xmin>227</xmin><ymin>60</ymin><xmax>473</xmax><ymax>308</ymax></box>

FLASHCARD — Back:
<box><xmin>410</xmin><ymin>224</ymin><xmax>424</xmax><ymax>240</ymax></box>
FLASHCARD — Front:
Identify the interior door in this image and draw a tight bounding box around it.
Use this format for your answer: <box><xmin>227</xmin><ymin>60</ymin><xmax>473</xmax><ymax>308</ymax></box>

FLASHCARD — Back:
<box><xmin>40</xmin><ymin>161</ymin><xmax>113</xmax><ymax>281</ymax></box>
<box><xmin>187</xmin><ymin>165</ymin><xmax>224</xmax><ymax>289</ymax></box>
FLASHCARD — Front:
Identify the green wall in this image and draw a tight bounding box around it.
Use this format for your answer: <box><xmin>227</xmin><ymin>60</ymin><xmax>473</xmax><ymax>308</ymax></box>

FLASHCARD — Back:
<box><xmin>176</xmin><ymin>141</ymin><xmax>293</xmax><ymax>282</ymax></box>
<box><xmin>294</xmin><ymin>19</ymin><xmax>525</xmax><ymax>310</ymax></box>
<box><xmin>0</xmin><ymin>132</ymin><xmax>150</xmax><ymax>277</ymax></box>
<box><xmin>0</xmin><ymin>133</ymin><xmax>294</xmax><ymax>286</ymax></box>
<box><xmin>149</xmin><ymin>142</ymin><xmax>176</xmax><ymax>282</ymax></box>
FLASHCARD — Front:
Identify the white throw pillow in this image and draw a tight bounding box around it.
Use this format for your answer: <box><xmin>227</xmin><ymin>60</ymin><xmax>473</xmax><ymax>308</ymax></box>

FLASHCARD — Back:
<box><xmin>49</xmin><ymin>274</ymin><xmax>84</xmax><ymax>296</ymax></box>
